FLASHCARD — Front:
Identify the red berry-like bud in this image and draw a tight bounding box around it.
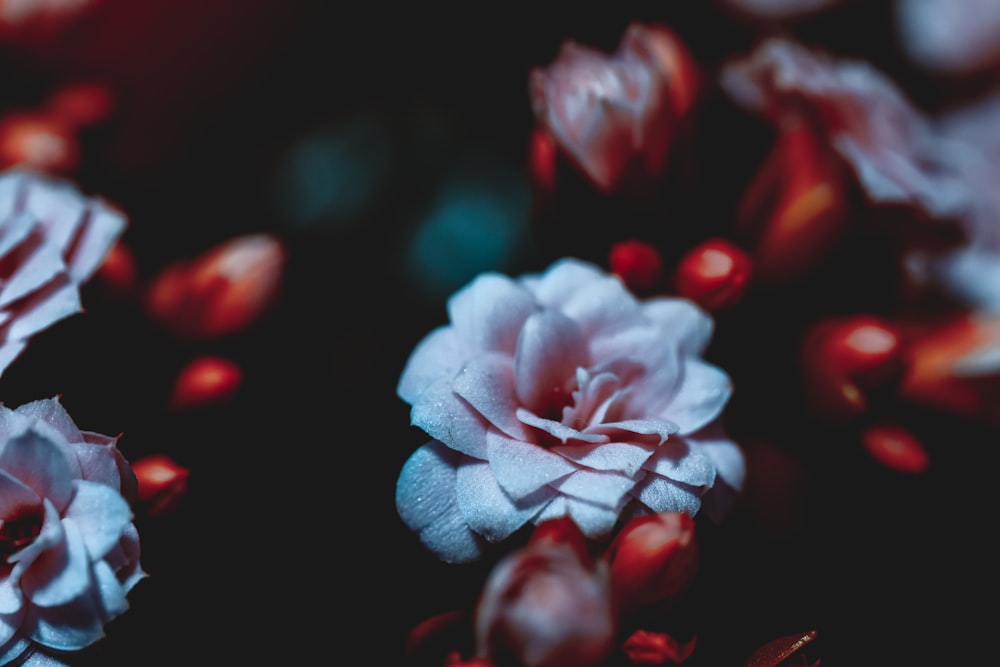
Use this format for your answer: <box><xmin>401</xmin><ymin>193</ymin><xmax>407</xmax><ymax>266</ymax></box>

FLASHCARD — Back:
<box><xmin>610</xmin><ymin>239</ymin><xmax>664</xmax><ymax>294</ymax></box>
<box><xmin>621</xmin><ymin>629</ymin><xmax>696</xmax><ymax>666</ymax></box>
<box><xmin>604</xmin><ymin>511</ymin><xmax>698</xmax><ymax>617</ymax></box>
<box><xmin>673</xmin><ymin>238</ymin><xmax>752</xmax><ymax>311</ymax></box>
<box><xmin>800</xmin><ymin>315</ymin><xmax>904</xmax><ymax>421</ymax></box>
<box><xmin>0</xmin><ymin>112</ymin><xmax>79</xmax><ymax>174</ymax></box>
<box><xmin>45</xmin><ymin>81</ymin><xmax>116</xmax><ymax>129</ymax></box>
<box><xmin>169</xmin><ymin>355</ymin><xmax>242</xmax><ymax>411</ymax></box>
<box><xmin>861</xmin><ymin>423</ymin><xmax>930</xmax><ymax>474</ymax></box>
<box><xmin>132</xmin><ymin>453</ymin><xmax>190</xmax><ymax>518</ymax></box>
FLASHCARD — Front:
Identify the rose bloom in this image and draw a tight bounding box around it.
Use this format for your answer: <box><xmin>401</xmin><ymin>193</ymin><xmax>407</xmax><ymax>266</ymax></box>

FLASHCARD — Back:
<box><xmin>529</xmin><ymin>22</ymin><xmax>699</xmax><ymax>194</ymax></box>
<box><xmin>395</xmin><ymin>258</ymin><xmax>744</xmax><ymax>564</ymax></box>
<box><xmin>0</xmin><ymin>168</ymin><xmax>126</xmax><ymax>378</ymax></box>
<box><xmin>0</xmin><ymin>397</ymin><xmax>145</xmax><ymax>665</ymax></box>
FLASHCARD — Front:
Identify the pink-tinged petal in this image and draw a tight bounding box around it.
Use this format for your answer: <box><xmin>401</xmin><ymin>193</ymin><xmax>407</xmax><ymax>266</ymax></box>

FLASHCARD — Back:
<box><xmin>5</xmin><ymin>279</ymin><xmax>81</xmax><ymax>342</ymax></box>
<box><xmin>21</xmin><ymin>176</ymin><xmax>86</xmax><ymax>252</ymax></box>
<box><xmin>62</xmin><ymin>481</ymin><xmax>130</xmax><ymax>560</ymax></box>
<box><xmin>397</xmin><ymin>326</ymin><xmax>462</xmax><ymax>404</ymax></box>
<box><xmin>21</xmin><ymin>509</ymin><xmax>90</xmax><ymax>608</ymax></box>
<box><xmin>68</xmin><ymin>441</ymin><xmax>122</xmax><ymax>491</ymax></box>
<box><xmin>514</xmin><ymin>310</ymin><xmax>588</xmax><ymax>415</ymax></box>
<box><xmin>552</xmin><ymin>439</ymin><xmax>658</xmax><ymax>476</ymax></box>
<box><xmin>447</xmin><ymin>272</ymin><xmax>537</xmax><ymax>355</ymax></box>
<box><xmin>687</xmin><ymin>424</ymin><xmax>747</xmax><ymax>494</ymax></box>
<box><xmin>11</xmin><ymin>399</ymin><xmax>82</xmax><ymax>444</ymax></box>
<box><xmin>518</xmin><ymin>408</ymin><xmax>609</xmax><ymax>445</ymax></box>
<box><xmin>487</xmin><ymin>430</ymin><xmax>576</xmax><ymax>500</ymax></box>
<box><xmin>410</xmin><ymin>377</ymin><xmax>489</xmax><ymax>459</ymax></box>
<box><xmin>642</xmin><ymin>439</ymin><xmax>717</xmax><ymax>488</ymax></box>
<box><xmin>642</xmin><ymin>298</ymin><xmax>714</xmax><ymax>356</ymax></box>
<box><xmin>61</xmin><ymin>201</ymin><xmax>125</xmax><ymax>282</ymax></box>
<box><xmin>0</xmin><ymin>240</ymin><xmax>65</xmax><ymax>308</ymax></box>
<box><xmin>395</xmin><ymin>441</ymin><xmax>487</xmax><ymax>564</ymax></box>
<box><xmin>7</xmin><ymin>500</ymin><xmax>63</xmax><ymax>570</ymax></box>
<box><xmin>0</xmin><ymin>468</ymin><xmax>40</xmax><ymax>515</ymax></box>
<box><xmin>90</xmin><ymin>560</ymin><xmax>128</xmax><ymax>619</ymax></box>
<box><xmin>0</xmin><ymin>211</ymin><xmax>35</xmax><ymax>262</ymax></box>
<box><xmin>654</xmin><ymin>359</ymin><xmax>732</xmax><ymax>434</ymax></box>
<box><xmin>554</xmin><ymin>271</ymin><xmax>644</xmax><ymax>341</ymax></box>
<box><xmin>452</xmin><ymin>354</ymin><xmax>529</xmax><ymax>441</ymax></box>
<box><xmin>526</xmin><ymin>258</ymin><xmax>606</xmax><ymax>309</ymax></box>
<box><xmin>587</xmin><ymin>419</ymin><xmax>678</xmax><ymax>445</ymax></box>
<box><xmin>537</xmin><ymin>495</ymin><xmax>621</xmax><ymax>539</ymax></box>
<box><xmin>631</xmin><ymin>475</ymin><xmax>702</xmax><ymax>516</ymax></box>
<box><xmin>552</xmin><ymin>468</ymin><xmax>638</xmax><ymax>509</ymax></box>
<box><xmin>456</xmin><ymin>459</ymin><xmax>551</xmax><ymax>542</ymax></box>
<box><xmin>0</xmin><ymin>428</ymin><xmax>75</xmax><ymax>512</ymax></box>
<box><xmin>0</xmin><ymin>341</ymin><xmax>25</xmax><ymax>378</ymax></box>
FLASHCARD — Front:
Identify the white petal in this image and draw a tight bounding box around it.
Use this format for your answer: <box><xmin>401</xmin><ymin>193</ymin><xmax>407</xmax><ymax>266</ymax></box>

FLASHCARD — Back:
<box><xmin>517</xmin><ymin>408</ymin><xmax>608</xmax><ymax>445</ymax></box>
<box><xmin>62</xmin><ymin>481</ymin><xmax>131</xmax><ymax>560</ymax></box>
<box><xmin>447</xmin><ymin>272</ymin><xmax>537</xmax><ymax>355</ymax></box>
<box><xmin>397</xmin><ymin>326</ymin><xmax>462</xmax><ymax>404</ymax></box>
<box><xmin>642</xmin><ymin>297</ymin><xmax>715</xmax><ymax>356</ymax></box>
<box><xmin>91</xmin><ymin>560</ymin><xmax>129</xmax><ymax>620</ymax></box>
<box><xmin>395</xmin><ymin>441</ymin><xmax>486</xmax><ymax>563</ymax></box>
<box><xmin>22</xmin><ymin>513</ymin><xmax>91</xmax><ymax>608</ymax></box>
<box><xmin>409</xmin><ymin>376</ymin><xmax>488</xmax><ymax>459</ymax></box>
<box><xmin>655</xmin><ymin>359</ymin><xmax>732</xmax><ymax>434</ymax></box>
<box><xmin>642</xmin><ymin>438</ymin><xmax>718</xmax><ymax>488</ymax></box>
<box><xmin>6</xmin><ymin>280</ymin><xmax>82</xmax><ymax>343</ymax></box>
<box><xmin>487</xmin><ymin>430</ymin><xmax>576</xmax><ymax>500</ymax></box>
<box><xmin>551</xmin><ymin>439</ymin><xmax>658</xmax><ymax>476</ymax></box>
<box><xmin>453</xmin><ymin>354</ymin><xmax>529</xmax><ymax>441</ymax></box>
<box><xmin>513</xmin><ymin>310</ymin><xmax>588</xmax><ymax>414</ymax></box>
<box><xmin>552</xmin><ymin>468</ymin><xmax>639</xmax><ymax>509</ymax></box>
<box><xmin>456</xmin><ymin>458</ymin><xmax>550</xmax><ymax>542</ymax></box>
<box><xmin>632</xmin><ymin>475</ymin><xmax>702</xmax><ymax>516</ymax></box>
<box><xmin>0</xmin><ymin>240</ymin><xmax>65</xmax><ymax>309</ymax></box>
<box><xmin>537</xmin><ymin>495</ymin><xmax>620</xmax><ymax>539</ymax></box>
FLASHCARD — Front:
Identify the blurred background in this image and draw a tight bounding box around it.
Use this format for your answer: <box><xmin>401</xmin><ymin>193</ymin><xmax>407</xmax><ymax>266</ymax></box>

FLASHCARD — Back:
<box><xmin>0</xmin><ymin>1</ymin><xmax>993</xmax><ymax>664</ymax></box>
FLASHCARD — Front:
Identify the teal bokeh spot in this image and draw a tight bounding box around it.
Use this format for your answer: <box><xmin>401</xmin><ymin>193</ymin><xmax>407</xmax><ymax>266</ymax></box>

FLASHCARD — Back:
<box><xmin>272</xmin><ymin>115</ymin><xmax>394</xmax><ymax>231</ymax></box>
<box><xmin>405</xmin><ymin>156</ymin><xmax>532</xmax><ymax>301</ymax></box>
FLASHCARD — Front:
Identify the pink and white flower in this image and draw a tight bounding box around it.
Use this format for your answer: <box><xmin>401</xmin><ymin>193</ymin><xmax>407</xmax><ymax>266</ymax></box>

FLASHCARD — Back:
<box><xmin>529</xmin><ymin>23</ymin><xmax>699</xmax><ymax>194</ymax></box>
<box><xmin>0</xmin><ymin>169</ymin><xmax>126</xmax><ymax>379</ymax></box>
<box><xmin>395</xmin><ymin>258</ymin><xmax>744</xmax><ymax>563</ymax></box>
<box><xmin>0</xmin><ymin>396</ymin><xmax>145</xmax><ymax>664</ymax></box>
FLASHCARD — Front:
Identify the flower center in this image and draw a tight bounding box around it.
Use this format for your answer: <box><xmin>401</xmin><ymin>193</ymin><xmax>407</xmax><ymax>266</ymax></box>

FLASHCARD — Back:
<box><xmin>1</xmin><ymin>512</ymin><xmax>42</xmax><ymax>565</ymax></box>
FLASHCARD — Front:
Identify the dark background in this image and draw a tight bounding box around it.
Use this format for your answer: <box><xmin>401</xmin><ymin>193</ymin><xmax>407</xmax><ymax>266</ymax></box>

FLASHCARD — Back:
<box><xmin>0</xmin><ymin>1</ymin><xmax>991</xmax><ymax>664</ymax></box>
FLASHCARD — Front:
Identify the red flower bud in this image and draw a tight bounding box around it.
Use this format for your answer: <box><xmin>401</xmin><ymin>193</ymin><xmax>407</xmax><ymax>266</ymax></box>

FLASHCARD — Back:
<box><xmin>861</xmin><ymin>423</ymin><xmax>930</xmax><ymax>474</ymax></box>
<box><xmin>145</xmin><ymin>233</ymin><xmax>286</xmax><ymax>340</ymax></box>
<box><xmin>673</xmin><ymin>238</ymin><xmax>752</xmax><ymax>311</ymax></box>
<box><xmin>621</xmin><ymin>629</ymin><xmax>696</xmax><ymax>665</ymax></box>
<box><xmin>604</xmin><ymin>511</ymin><xmax>698</xmax><ymax>617</ymax></box>
<box><xmin>897</xmin><ymin>312</ymin><xmax>1000</xmax><ymax>426</ymax></box>
<box><xmin>132</xmin><ymin>453</ymin><xmax>189</xmax><ymax>518</ymax></box>
<box><xmin>736</xmin><ymin>122</ymin><xmax>848</xmax><ymax>285</ymax></box>
<box><xmin>169</xmin><ymin>355</ymin><xmax>242</xmax><ymax>411</ymax></box>
<box><xmin>744</xmin><ymin>629</ymin><xmax>819</xmax><ymax>667</ymax></box>
<box><xmin>610</xmin><ymin>239</ymin><xmax>664</xmax><ymax>294</ymax></box>
<box><xmin>45</xmin><ymin>80</ymin><xmax>116</xmax><ymax>130</ymax></box>
<box><xmin>0</xmin><ymin>112</ymin><xmax>79</xmax><ymax>175</ymax></box>
<box><xmin>95</xmin><ymin>239</ymin><xmax>138</xmax><ymax>299</ymax></box>
<box><xmin>529</xmin><ymin>128</ymin><xmax>558</xmax><ymax>197</ymax></box>
<box><xmin>800</xmin><ymin>315</ymin><xmax>904</xmax><ymax>421</ymax></box>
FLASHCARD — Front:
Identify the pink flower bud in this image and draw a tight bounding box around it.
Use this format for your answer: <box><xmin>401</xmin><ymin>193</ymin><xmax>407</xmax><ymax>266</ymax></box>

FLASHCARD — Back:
<box><xmin>604</xmin><ymin>511</ymin><xmax>698</xmax><ymax>617</ymax></box>
<box><xmin>673</xmin><ymin>238</ymin><xmax>752</xmax><ymax>311</ymax></box>
<box><xmin>131</xmin><ymin>453</ymin><xmax>189</xmax><ymax>518</ymax></box>
<box><xmin>474</xmin><ymin>531</ymin><xmax>616</xmax><ymax>667</ymax></box>
<box><xmin>169</xmin><ymin>355</ymin><xmax>242</xmax><ymax>411</ymax></box>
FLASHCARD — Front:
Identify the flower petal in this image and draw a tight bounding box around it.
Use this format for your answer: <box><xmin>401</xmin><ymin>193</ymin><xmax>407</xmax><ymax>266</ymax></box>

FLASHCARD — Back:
<box><xmin>551</xmin><ymin>439</ymin><xmax>659</xmax><ymax>476</ymax></box>
<box><xmin>654</xmin><ymin>359</ymin><xmax>732</xmax><ymax>434</ymax></box>
<box><xmin>395</xmin><ymin>441</ymin><xmax>487</xmax><ymax>563</ymax></box>
<box><xmin>535</xmin><ymin>495</ymin><xmax>621</xmax><ymax>539</ymax></box>
<box><xmin>456</xmin><ymin>458</ymin><xmax>551</xmax><ymax>542</ymax></box>
<box><xmin>487</xmin><ymin>430</ymin><xmax>576</xmax><ymax>500</ymax></box>
<box><xmin>447</xmin><ymin>272</ymin><xmax>537</xmax><ymax>355</ymax></box>
<box><xmin>21</xmin><ymin>507</ymin><xmax>91</xmax><ymax>608</ymax></box>
<box><xmin>0</xmin><ymin>428</ymin><xmax>75</xmax><ymax>513</ymax></box>
<box><xmin>552</xmin><ymin>468</ymin><xmax>639</xmax><ymax>509</ymax></box>
<box><xmin>409</xmin><ymin>376</ymin><xmax>489</xmax><ymax>459</ymax></box>
<box><xmin>62</xmin><ymin>480</ymin><xmax>131</xmax><ymax>561</ymax></box>
<box><xmin>631</xmin><ymin>475</ymin><xmax>702</xmax><ymax>516</ymax></box>
<box><xmin>453</xmin><ymin>353</ymin><xmax>529</xmax><ymax>441</ymax></box>
<box><xmin>397</xmin><ymin>326</ymin><xmax>462</xmax><ymax>404</ymax></box>
<box><xmin>513</xmin><ymin>310</ymin><xmax>588</xmax><ymax>415</ymax></box>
